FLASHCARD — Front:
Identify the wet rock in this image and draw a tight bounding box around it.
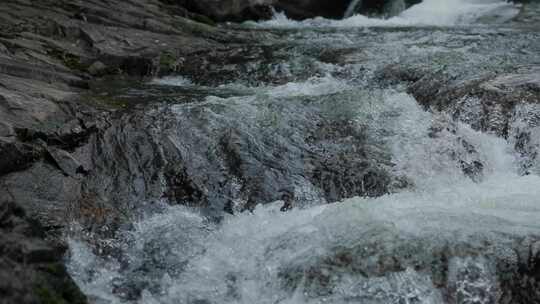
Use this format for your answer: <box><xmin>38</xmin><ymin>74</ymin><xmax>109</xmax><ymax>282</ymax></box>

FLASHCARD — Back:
<box><xmin>407</xmin><ymin>67</ymin><xmax>540</xmax><ymax>174</ymax></box>
<box><xmin>376</xmin><ymin>63</ymin><xmax>426</xmax><ymax>85</ymax></box>
<box><xmin>0</xmin><ymin>137</ymin><xmax>44</xmax><ymax>175</ymax></box>
<box><xmin>278</xmin><ymin>231</ymin><xmax>540</xmax><ymax>304</ymax></box>
<box><xmin>0</xmin><ymin>1</ymin><xmax>538</xmax><ymax>303</ymax></box>
<box><xmin>179</xmin><ymin>0</ymin><xmax>274</xmax><ymax>22</ymax></box>
<box><xmin>0</xmin><ymin>200</ymin><xmax>87</xmax><ymax>304</ymax></box>
<box><xmin>512</xmin><ymin>110</ymin><xmax>540</xmax><ymax>175</ymax></box>
<box><xmin>87</xmin><ymin>61</ymin><xmax>108</xmax><ymax>76</ymax></box>
<box><xmin>0</xmin><ymin>0</ymin><xmax>257</xmax><ymax>232</ymax></box>
<box><xmin>179</xmin><ymin>0</ymin><xmax>351</xmax><ymax>21</ymax></box>
<box><xmin>0</xmin><ymin>0</ymin><xmax>394</xmax><ymax>302</ymax></box>
<box><xmin>0</xmin><ymin>81</ymin><xmax>66</xmax><ymax>134</ymax></box>
<box><xmin>0</xmin><ymin>121</ymin><xmax>15</xmax><ymax>138</ymax></box>
<box><xmin>1</xmin><ymin>161</ymin><xmax>83</xmax><ymax>229</ymax></box>
<box><xmin>274</xmin><ymin>0</ymin><xmax>352</xmax><ymax>20</ymax></box>
<box><xmin>47</xmin><ymin>147</ymin><xmax>86</xmax><ymax>178</ymax></box>
<box><xmin>408</xmin><ymin>68</ymin><xmax>540</xmax><ymax>138</ymax></box>
<box><xmin>424</xmin><ymin>115</ymin><xmax>486</xmax><ymax>181</ymax></box>
<box><xmin>0</xmin><ymin>57</ymin><xmax>87</xmax><ymax>88</ymax></box>
<box><xmin>0</xmin><ymin>0</ymin><xmax>253</xmax><ymax>80</ymax></box>
<box><xmin>75</xmin><ymin>89</ymin><xmax>399</xmax><ymax>221</ymax></box>
<box><xmin>346</xmin><ymin>0</ymin><xmax>422</xmax><ymax>17</ymax></box>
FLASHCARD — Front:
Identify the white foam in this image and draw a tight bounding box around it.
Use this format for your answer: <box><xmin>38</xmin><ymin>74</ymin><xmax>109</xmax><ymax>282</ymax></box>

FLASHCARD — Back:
<box><xmin>263</xmin><ymin>75</ymin><xmax>352</xmax><ymax>97</ymax></box>
<box><xmin>386</xmin><ymin>93</ymin><xmax>515</xmax><ymax>188</ymax></box>
<box><xmin>149</xmin><ymin>76</ymin><xmax>193</xmax><ymax>86</ymax></box>
<box><xmin>209</xmin><ymin>75</ymin><xmax>351</xmax><ymax>98</ymax></box>
<box><xmin>256</xmin><ymin>0</ymin><xmax>521</xmax><ymax>28</ymax></box>
<box><xmin>67</xmin><ymin>90</ymin><xmax>540</xmax><ymax>304</ymax></box>
<box><xmin>68</xmin><ymin>172</ymin><xmax>540</xmax><ymax>303</ymax></box>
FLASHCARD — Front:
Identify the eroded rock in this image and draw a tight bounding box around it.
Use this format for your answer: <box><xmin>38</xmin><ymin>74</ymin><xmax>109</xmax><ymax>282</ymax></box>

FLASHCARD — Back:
<box><xmin>0</xmin><ymin>200</ymin><xmax>87</xmax><ymax>304</ymax></box>
<box><xmin>177</xmin><ymin>0</ymin><xmax>351</xmax><ymax>21</ymax></box>
<box><xmin>407</xmin><ymin>67</ymin><xmax>540</xmax><ymax>174</ymax></box>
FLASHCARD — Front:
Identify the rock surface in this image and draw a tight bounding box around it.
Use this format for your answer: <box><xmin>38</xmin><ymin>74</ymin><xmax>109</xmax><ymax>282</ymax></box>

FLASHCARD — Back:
<box><xmin>0</xmin><ymin>0</ymin><xmax>386</xmax><ymax>301</ymax></box>
<box><xmin>407</xmin><ymin>66</ymin><xmax>540</xmax><ymax>175</ymax></box>
<box><xmin>2</xmin><ymin>0</ymin><xmax>540</xmax><ymax>303</ymax></box>
<box><xmin>279</xmin><ymin>229</ymin><xmax>540</xmax><ymax>303</ymax></box>
<box><xmin>346</xmin><ymin>0</ymin><xmax>422</xmax><ymax>17</ymax></box>
<box><xmin>0</xmin><ymin>199</ymin><xmax>87</xmax><ymax>304</ymax></box>
<box><xmin>0</xmin><ymin>0</ymin><xmax>272</xmax><ymax>301</ymax></box>
<box><xmin>177</xmin><ymin>0</ymin><xmax>352</xmax><ymax>21</ymax></box>
<box><xmin>0</xmin><ymin>0</ymin><xmax>269</xmax><ymax>228</ymax></box>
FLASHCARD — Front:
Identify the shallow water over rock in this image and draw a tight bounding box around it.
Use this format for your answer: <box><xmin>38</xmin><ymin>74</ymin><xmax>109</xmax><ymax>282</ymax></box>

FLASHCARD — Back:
<box><xmin>66</xmin><ymin>1</ymin><xmax>540</xmax><ymax>303</ymax></box>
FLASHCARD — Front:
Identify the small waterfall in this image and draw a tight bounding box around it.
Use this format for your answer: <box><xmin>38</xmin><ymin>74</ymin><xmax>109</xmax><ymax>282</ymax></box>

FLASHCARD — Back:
<box><xmin>66</xmin><ymin>2</ymin><xmax>538</xmax><ymax>303</ymax></box>
<box><xmin>344</xmin><ymin>0</ymin><xmax>362</xmax><ymax>18</ymax></box>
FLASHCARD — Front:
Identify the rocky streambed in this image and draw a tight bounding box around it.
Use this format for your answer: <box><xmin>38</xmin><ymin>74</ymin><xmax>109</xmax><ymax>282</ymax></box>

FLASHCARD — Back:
<box><xmin>1</xmin><ymin>0</ymin><xmax>540</xmax><ymax>303</ymax></box>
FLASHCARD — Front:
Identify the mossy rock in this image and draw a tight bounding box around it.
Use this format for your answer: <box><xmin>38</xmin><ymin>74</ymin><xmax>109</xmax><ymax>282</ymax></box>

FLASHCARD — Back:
<box><xmin>159</xmin><ymin>51</ymin><xmax>183</xmax><ymax>74</ymax></box>
<box><xmin>34</xmin><ymin>283</ymin><xmax>86</xmax><ymax>304</ymax></box>
<box><xmin>191</xmin><ymin>14</ymin><xmax>217</xmax><ymax>26</ymax></box>
<box><xmin>46</xmin><ymin>49</ymin><xmax>89</xmax><ymax>72</ymax></box>
<box><xmin>35</xmin><ymin>286</ymin><xmax>69</xmax><ymax>304</ymax></box>
<box><xmin>38</xmin><ymin>262</ymin><xmax>67</xmax><ymax>276</ymax></box>
<box><xmin>92</xmin><ymin>95</ymin><xmax>129</xmax><ymax>109</ymax></box>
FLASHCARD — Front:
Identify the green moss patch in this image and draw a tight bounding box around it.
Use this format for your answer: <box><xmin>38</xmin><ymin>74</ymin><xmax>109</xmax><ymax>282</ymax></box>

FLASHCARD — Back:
<box><xmin>46</xmin><ymin>49</ymin><xmax>89</xmax><ymax>72</ymax></box>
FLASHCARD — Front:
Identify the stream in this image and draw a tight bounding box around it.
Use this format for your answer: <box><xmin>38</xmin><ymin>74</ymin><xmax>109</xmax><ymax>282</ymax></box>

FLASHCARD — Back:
<box><xmin>66</xmin><ymin>1</ymin><xmax>540</xmax><ymax>303</ymax></box>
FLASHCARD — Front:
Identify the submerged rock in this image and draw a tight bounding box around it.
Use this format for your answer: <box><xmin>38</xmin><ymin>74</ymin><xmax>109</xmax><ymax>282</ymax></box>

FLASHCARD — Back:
<box><xmin>279</xmin><ymin>232</ymin><xmax>540</xmax><ymax>303</ymax></box>
<box><xmin>65</xmin><ymin>175</ymin><xmax>540</xmax><ymax>304</ymax></box>
<box><xmin>0</xmin><ymin>0</ymin><xmax>275</xmax><ymax>300</ymax></box>
<box><xmin>1</xmin><ymin>0</ymin><xmax>540</xmax><ymax>303</ymax></box>
<box><xmin>407</xmin><ymin>66</ymin><xmax>540</xmax><ymax>175</ymax></box>
<box><xmin>80</xmin><ymin>88</ymin><xmax>400</xmax><ymax>220</ymax></box>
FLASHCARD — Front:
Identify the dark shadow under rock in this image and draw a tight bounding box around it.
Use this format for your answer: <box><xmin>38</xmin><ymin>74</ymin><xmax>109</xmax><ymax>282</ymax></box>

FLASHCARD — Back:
<box><xmin>0</xmin><ymin>200</ymin><xmax>87</xmax><ymax>304</ymax></box>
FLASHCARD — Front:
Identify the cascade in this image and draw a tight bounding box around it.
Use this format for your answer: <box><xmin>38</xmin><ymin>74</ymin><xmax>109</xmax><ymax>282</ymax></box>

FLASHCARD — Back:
<box><xmin>344</xmin><ymin>0</ymin><xmax>362</xmax><ymax>17</ymax></box>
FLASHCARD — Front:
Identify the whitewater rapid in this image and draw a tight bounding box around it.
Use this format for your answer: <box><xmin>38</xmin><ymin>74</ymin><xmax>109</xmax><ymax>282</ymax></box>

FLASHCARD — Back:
<box><xmin>67</xmin><ymin>78</ymin><xmax>540</xmax><ymax>304</ymax></box>
<box><xmin>66</xmin><ymin>1</ymin><xmax>540</xmax><ymax>303</ymax></box>
<box><xmin>256</xmin><ymin>0</ymin><xmax>520</xmax><ymax>27</ymax></box>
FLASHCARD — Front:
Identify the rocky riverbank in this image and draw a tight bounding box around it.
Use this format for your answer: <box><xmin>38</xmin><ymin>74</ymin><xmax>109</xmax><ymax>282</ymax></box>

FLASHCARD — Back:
<box><xmin>0</xmin><ymin>0</ymin><xmax>271</xmax><ymax>301</ymax></box>
<box><xmin>0</xmin><ymin>0</ymin><xmax>370</xmax><ymax>301</ymax></box>
<box><xmin>1</xmin><ymin>0</ymin><xmax>540</xmax><ymax>303</ymax></box>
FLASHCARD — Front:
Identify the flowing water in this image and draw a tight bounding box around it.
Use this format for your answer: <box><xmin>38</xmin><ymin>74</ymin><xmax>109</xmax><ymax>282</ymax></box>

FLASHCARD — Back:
<box><xmin>259</xmin><ymin>0</ymin><xmax>521</xmax><ymax>27</ymax></box>
<box><xmin>67</xmin><ymin>1</ymin><xmax>540</xmax><ymax>303</ymax></box>
<box><xmin>344</xmin><ymin>0</ymin><xmax>363</xmax><ymax>18</ymax></box>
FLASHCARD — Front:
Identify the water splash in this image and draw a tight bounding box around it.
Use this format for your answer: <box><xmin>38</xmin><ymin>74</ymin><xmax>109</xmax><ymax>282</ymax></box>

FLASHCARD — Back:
<box><xmin>149</xmin><ymin>76</ymin><xmax>193</xmax><ymax>86</ymax></box>
<box><xmin>66</xmin><ymin>88</ymin><xmax>540</xmax><ymax>304</ymax></box>
<box><xmin>66</xmin><ymin>4</ymin><xmax>540</xmax><ymax>302</ymax></box>
<box><xmin>344</xmin><ymin>0</ymin><xmax>362</xmax><ymax>18</ymax></box>
<box><xmin>255</xmin><ymin>0</ymin><xmax>520</xmax><ymax>28</ymax></box>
